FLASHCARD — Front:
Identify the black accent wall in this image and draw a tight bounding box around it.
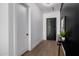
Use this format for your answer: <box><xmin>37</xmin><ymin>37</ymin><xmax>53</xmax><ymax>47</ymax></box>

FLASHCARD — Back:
<box><xmin>61</xmin><ymin>3</ymin><xmax>79</xmax><ymax>56</ymax></box>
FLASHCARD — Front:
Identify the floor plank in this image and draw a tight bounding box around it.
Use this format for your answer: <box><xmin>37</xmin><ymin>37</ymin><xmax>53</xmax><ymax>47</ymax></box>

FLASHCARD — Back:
<box><xmin>22</xmin><ymin>40</ymin><xmax>64</xmax><ymax>56</ymax></box>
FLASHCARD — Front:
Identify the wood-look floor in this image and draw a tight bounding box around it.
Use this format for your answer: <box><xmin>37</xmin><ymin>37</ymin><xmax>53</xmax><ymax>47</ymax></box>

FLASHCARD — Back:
<box><xmin>22</xmin><ymin>40</ymin><xmax>64</xmax><ymax>56</ymax></box>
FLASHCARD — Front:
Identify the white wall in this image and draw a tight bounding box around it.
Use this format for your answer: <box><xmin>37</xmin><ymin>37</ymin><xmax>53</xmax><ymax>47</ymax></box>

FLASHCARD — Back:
<box><xmin>28</xmin><ymin>4</ymin><xmax>43</xmax><ymax>50</ymax></box>
<box><xmin>0</xmin><ymin>3</ymin><xmax>43</xmax><ymax>56</ymax></box>
<box><xmin>9</xmin><ymin>3</ymin><xmax>43</xmax><ymax>55</ymax></box>
<box><xmin>0</xmin><ymin>3</ymin><xmax>16</xmax><ymax>56</ymax></box>
<box><xmin>0</xmin><ymin>3</ymin><xmax>9</xmax><ymax>56</ymax></box>
<box><xmin>15</xmin><ymin>4</ymin><xmax>29</xmax><ymax>55</ymax></box>
<box><xmin>9</xmin><ymin>3</ymin><xmax>16</xmax><ymax>56</ymax></box>
<box><xmin>43</xmin><ymin>11</ymin><xmax>60</xmax><ymax>41</ymax></box>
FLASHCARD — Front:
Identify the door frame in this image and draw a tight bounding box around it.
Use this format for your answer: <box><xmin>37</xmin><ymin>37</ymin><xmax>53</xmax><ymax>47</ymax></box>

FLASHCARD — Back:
<box><xmin>13</xmin><ymin>3</ymin><xmax>31</xmax><ymax>56</ymax></box>
<box><xmin>28</xmin><ymin>4</ymin><xmax>31</xmax><ymax>51</ymax></box>
<box><xmin>46</xmin><ymin>18</ymin><xmax>56</xmax><ymax>41</ymax></box>
<box><xmin>46</xmin><ymin>18</ymin><xmax>56</xmax><ymax>40</ymax></box>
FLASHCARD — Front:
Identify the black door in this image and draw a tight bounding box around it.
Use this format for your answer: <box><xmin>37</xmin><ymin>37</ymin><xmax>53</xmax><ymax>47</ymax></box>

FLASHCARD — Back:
<box><xmin>47</xmin><ymin>18</ymin><xmax>56</xmax><ymax>40</ymax></box>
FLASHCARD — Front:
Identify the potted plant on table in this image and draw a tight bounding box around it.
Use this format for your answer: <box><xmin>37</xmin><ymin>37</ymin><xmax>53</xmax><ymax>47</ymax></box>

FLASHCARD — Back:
<box><xmin>60</xmin><ymin>31</ymin><xmax>66</xmax><ymax>41</ymax></box>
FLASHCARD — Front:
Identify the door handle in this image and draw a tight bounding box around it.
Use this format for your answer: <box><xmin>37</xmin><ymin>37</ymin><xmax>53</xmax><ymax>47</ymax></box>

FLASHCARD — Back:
<box><xmin>25</xmin><ymin>33</ymin><xmax>29</xmax><ymax>40</ymax></box>
<box><xmin>26</xmin><ymin>33</ymin><xmax>29</xmax><ymax>36</ymax></box>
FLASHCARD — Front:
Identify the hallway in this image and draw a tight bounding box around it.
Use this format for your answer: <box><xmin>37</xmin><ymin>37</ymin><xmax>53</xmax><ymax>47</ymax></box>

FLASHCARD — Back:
<box><xmin>0</xmin><ymin>3</ymin><xmax>61</xmax><ymax>56</ymax></box>
<box><xmin>22</xmin><ymin>40</ymin><xmax>64</xmax><ymax>56</ymax></box>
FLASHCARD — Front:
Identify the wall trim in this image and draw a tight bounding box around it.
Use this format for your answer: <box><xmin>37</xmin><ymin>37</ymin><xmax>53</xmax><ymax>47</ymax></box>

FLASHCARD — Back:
<box><xmin>28</xmin><ymin>7</ymin><xmax>32</xmax><ymax>51</ymax></box>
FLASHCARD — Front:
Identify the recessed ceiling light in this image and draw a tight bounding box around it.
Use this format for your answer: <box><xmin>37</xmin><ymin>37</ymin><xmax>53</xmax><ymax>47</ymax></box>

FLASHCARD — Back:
<box><xmin>42</xmin><ymin>3</ymin><xmax>54</xmax><ymax>7</ymax></box>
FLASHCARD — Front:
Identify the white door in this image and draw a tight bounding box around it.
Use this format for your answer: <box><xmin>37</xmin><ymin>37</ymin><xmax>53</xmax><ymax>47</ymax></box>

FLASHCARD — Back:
<box><xmin>15</xmin><ymin>4</ymin><xmax>28</xmax><ymax>55</ymax></box>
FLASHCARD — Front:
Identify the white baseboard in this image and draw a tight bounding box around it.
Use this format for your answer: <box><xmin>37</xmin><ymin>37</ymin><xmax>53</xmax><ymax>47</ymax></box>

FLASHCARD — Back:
<box><xmin>17</xmin><ymin>49</ymin><xmax>28</xmax><ymax>56</ymax></box>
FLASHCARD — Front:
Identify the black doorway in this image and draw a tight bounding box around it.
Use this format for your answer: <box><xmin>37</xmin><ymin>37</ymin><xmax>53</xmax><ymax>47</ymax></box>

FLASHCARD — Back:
<box><xmin>46</xmin><ymin>18</ymin><xmax>56</xmax><ymax>40</ymax></box>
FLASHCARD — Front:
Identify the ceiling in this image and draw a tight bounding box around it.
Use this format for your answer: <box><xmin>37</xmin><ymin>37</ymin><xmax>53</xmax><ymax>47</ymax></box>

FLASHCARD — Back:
<box><xmin>36</xmin><ymin>3</ymin><xmax>61</xmax><ymax>13</ymax></box>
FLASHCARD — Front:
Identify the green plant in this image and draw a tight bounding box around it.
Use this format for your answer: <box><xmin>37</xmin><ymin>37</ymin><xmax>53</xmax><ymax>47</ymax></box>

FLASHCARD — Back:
<box><xmin>60</xmin><ymin>32</ymin><xmax>66</xmax><ymax>37</ymax></box>
<box><xmin>60</xmin><ymin>30</ymin><xmax>70</xmax><ymax>37</ymax></box>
